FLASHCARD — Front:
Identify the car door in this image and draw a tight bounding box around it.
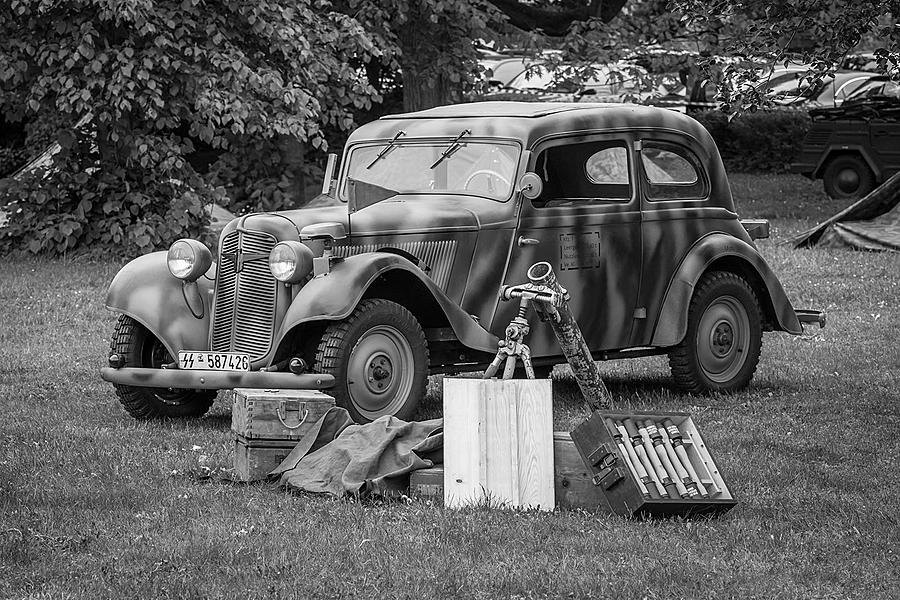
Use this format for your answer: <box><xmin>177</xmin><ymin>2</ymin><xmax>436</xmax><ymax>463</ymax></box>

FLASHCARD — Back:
<box><xmin>633</xmin><ymin>136</ymin><xmax>734</xmax><ymax>347</ymax></box>
<box><xmin>495</xmin><ymin>133</ymin><xmax>643</xmax><ymax>357</ymax></box>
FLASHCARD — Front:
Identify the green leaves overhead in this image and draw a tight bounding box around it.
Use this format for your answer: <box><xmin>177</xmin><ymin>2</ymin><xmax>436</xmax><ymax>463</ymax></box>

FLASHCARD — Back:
<box><xmin>0</xmin><ymin>0</ymin><xmax>383</xmax><ymax>255</ymax></box>
<box><xmin>669</xmin><ymin>0</ymin><xmax>900</xmax><ymax>112</ymax></box>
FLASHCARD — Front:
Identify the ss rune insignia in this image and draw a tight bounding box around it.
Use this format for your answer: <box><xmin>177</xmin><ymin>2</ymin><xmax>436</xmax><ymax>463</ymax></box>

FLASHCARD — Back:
<box><xmin>221</xmin><ymin>249</ymin><xmax>269</xmax><ymax>273</ymax></box>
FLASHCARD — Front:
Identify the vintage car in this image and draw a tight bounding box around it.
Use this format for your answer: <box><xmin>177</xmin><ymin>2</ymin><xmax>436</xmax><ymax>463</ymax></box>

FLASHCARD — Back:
<box><xmin>101</xmin><ymin>101</ymin><xmax>823</xmax><ymax>422</ymax></box>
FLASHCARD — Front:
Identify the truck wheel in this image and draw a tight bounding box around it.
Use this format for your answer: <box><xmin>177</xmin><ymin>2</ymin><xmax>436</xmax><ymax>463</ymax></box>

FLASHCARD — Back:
<box><xmin>109</xmin><ymin>315</ymin><xmax>216</xmax><ymax>419</ymax></box>
<box><xmin>668</xmin><ymin>272</ymin><xmax>762</xmax><ymax>394</ymax></box>
<box><xmin>822</xmin><ymin>155</ymin><xmax>875</xmax><ymax>200</ymax></box>
<box><xmin>314</xmin><ymin>299</ymin><xmax>428</xmax><ymax>423</ymax></box>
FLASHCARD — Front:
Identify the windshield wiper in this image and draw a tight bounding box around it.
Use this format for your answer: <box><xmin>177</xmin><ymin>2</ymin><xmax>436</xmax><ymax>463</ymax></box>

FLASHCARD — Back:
<box><xmin>429</xmin><ymin>129</ymin><xmax>471</xmax><ymax>170</ymax></box>
<box><xmin>366</xmin><ymin>130</ymin><xmax>406</xmax><ymax>170</ymax></box>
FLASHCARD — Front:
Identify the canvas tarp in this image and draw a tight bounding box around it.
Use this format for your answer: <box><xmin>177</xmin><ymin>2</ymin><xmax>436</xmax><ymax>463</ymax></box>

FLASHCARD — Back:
<box><xmin>791</xmin><ymin>171</ymin><xmax>900</xmax><ymax>251</ymax></box>
<box><xmin>270</xmin><ymin>407</ymin><xmax>443</xmax><ymax>497</ymax></box>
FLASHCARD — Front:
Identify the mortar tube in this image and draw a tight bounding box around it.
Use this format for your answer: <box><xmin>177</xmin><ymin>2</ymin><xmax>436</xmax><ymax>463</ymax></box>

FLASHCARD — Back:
<box><xmin>526</xmin><ymin>262</ymin><xmax>612</xmax><ymax>410</ymax></box>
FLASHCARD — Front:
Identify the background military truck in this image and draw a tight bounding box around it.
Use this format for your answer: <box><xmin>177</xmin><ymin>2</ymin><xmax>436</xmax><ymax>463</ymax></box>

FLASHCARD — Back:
<box><xmin>791</xmin><ymin>97</ymin><xmax>900</xmax><ymax>200</ymax></box>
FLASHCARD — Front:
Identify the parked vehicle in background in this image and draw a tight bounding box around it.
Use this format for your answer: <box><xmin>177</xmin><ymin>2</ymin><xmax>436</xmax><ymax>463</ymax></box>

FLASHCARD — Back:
<box><xmin>763</xmin><ymin>69</ymin><xmax>883</xmax><ymax>108</ymax></box>
<box><xmin>482</xmin><ymin>57</ymin><xmax>530</xmax><ymax>88</ymax></box>
<box><xmin>486</xmin><ymin>62</ymin><xmax>666</xmax><ymax>104</ymax></box>
<box><xmin>791</xmin><ymin>97</ymin><xmax>900</xmax><ymax>199</ymax></box>
<box><xmin>102</xmin><ymin>102</ymin><xmax>822</xmax><ymax>422</ymax></box>
<box><xmin>843</xmin><ymin>77</ymin><xmax>900</xmax><ymax>102</ymax></box>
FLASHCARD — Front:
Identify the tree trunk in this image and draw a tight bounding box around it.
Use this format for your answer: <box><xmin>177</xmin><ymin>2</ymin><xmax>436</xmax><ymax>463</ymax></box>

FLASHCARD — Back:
<box><xmin>397</xmin><ymin>21</ymin><xmax>456</xmax><ymax>112</ymax></box>
<box><xmin>400</xmin><ymin>68</ymin><xmax>455</xmax><ymax>113</ymax></box>
<box><xmin>278</xmin><ymin>134</ymin><xmax>307</xmax><ymax>206</ymax></box>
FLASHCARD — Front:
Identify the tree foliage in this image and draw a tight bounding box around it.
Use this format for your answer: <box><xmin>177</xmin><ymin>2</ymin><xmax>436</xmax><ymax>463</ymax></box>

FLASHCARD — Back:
<box><xmin>3</xmin><ymin>0</ymin><xmax>898</xmax><ymax>256</ymax></box>
<box><xmin>0</xmin><ymin>0</ymin><xmax>381</xmax><ymax>254</ymax></box>
<box><xmin>670</xmin><ymin>1</ymin><xmax>900</xmax><ymax>111</ymax></box>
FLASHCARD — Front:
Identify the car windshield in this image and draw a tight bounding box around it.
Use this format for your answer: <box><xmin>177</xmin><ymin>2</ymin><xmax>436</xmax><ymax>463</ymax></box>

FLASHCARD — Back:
<box><xmin>342</xmin><ymin>140</ymin><xmax>520</xmax><ymax>202</ymax></box>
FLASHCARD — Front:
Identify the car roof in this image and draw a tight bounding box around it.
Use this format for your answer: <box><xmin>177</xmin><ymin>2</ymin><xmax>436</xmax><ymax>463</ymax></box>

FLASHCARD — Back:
<box><xmin>350</xmin><ymin>101</ymin><xmax>714</xmax><ymax>153</ymax></box>
<box><xmin>384</xmin><ymin>101</ymin><xmax>592</xmax><ymax>119</ymax></box>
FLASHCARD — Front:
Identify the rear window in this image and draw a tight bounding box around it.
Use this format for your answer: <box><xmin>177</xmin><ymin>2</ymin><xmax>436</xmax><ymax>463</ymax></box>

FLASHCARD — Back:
<box><xmin>640</xmin><ymin>141</ymin><xmax>708</xmax><ymax>201</ymax></box>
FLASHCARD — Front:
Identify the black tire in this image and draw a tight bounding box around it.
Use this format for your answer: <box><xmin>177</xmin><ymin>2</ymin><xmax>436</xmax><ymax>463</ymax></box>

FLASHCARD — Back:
<box><xmin>109</xmin><ymin>315</ymin><xmax>216</xmax><ymax>419</ymax></box>
<box><xmin>668</xmin><ymin>272</ymin><xmax>763</xmax><ymax>394</ymax></box>
<box><xmin>822</xmin><ymin>154</ymin><xmax>875</xmax><ymax>200</ymax></box>
<box><xmin>314</xmin><ymin>299</ymin><xmax>428</xmax><ymax>423</ymax></box>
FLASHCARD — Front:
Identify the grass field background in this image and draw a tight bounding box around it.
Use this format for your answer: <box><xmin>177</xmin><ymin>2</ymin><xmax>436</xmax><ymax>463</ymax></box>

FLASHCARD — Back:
<box><xmin>1</xmin><ymin>173</ymin><xmax>898</xmax><ymax>599</ymax></box>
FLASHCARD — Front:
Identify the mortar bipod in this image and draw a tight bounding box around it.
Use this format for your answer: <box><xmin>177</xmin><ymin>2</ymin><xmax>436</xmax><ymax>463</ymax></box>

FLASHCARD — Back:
<box><xmin>483</xmin><ymin>296</ymin><xmax>535</xmax><ymax>380</ymax></box>
<box><xmin>501</xmin><ymin>261</ymin><xmax>613</xmax><ymax>410</ymax></box>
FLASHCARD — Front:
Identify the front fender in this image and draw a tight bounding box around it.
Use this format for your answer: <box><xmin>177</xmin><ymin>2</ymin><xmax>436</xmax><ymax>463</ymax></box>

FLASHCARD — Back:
<box><xmin>106</xmin><ymin>252</ymin><xmax>214</xmax><ymax>357</ymax></box>
<box><xmin>651</xmin><ymin>233</ymin><xmax>802</xmax><ymax>347</ymax></box>
<box><xmin>273</xmin><ymin>253</ymin><xmax>499</xmax><ymax>353</ymax></box>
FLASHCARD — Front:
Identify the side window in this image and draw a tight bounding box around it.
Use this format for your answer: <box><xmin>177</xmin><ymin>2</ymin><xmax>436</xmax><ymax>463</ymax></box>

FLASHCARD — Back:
<box><xmin>585</xmin><ymin>147</ymin><xmax>629</xmax><ymax>184</ymax></box>
<box><xmin>534</xmin><ymin>140</ymin><xmax>631</xmax><ymax>207</ymax></box>
<box><xmin>640</xmin><ymin>141</ymin><xmax>708</xmax><ymax>201</ymax></box>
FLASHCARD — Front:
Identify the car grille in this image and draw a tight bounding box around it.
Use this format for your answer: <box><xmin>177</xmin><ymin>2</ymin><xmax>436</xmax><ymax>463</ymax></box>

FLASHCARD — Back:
<box><xmin>210</xmin><ymin>230</ymin><xmax>278</xmax><ymax>363</ymax></box>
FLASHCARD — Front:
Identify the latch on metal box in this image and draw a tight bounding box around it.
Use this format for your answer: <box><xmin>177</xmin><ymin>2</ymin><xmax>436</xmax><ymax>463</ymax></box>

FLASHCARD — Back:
<box><xmin>588</xmin><ymin>443</ymin><xmax>624</xmax><ymax>489</ymax></box>
<box><xmin>277</xmin><ymin>399</ymin><xmax>309</xmax><ymax>429</ymax></box>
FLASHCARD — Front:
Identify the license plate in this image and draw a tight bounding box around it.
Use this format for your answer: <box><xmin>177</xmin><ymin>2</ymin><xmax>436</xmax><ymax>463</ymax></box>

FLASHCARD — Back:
<box><xmin>178</xmin><ymin>352</ymin><xmax>250</xmax><ymax>371</ymax></box>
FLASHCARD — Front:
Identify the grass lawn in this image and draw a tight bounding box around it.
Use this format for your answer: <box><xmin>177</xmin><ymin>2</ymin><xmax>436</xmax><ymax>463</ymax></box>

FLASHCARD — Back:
<box><xmin>1</xmin><ymin>173</ymin><xmax>898</xmax><ymax>599</ymax></box>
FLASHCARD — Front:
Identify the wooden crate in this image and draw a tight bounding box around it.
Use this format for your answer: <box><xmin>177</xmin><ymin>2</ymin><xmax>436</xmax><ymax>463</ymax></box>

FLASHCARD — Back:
<box><xmin>443</xmin><ymin>378</ymin><xmax>554</xmax><ymax>510</ymax></box>
<box><xmin>409</xmin><ymin>432</ymin><xmax>605</xmax><ymax>510</ymax></box>
<box><xmin>234</xmin><ymin>438</ymin><xmax>297</xmax><ymax>482</ymax></box>
<box><xmin>231</xmin><ymin>388</ymin><xmax>335</xmax><ymax>481</ymax></box>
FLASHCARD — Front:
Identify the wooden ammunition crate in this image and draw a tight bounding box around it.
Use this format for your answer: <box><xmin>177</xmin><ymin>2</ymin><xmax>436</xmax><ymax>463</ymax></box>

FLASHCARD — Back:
<box><xmin>569</xmin><ymin>411</ymin><xmax>737</xmax><ymax>518</ymax></box>
<box><xmin>231</xmin><ymin>388</ymin><xmax>335</xmax><ymax>481</ymax></box>
<box><xmin>408</xmin><ymin>432</ymin><xmax>605</xmax><ymax>510</ymax></box>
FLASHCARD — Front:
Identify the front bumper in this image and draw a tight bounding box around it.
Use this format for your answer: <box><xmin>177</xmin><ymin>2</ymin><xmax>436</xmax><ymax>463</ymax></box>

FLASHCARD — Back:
<box><xmin>100</xmin><ymin>367</ymin><xmax>335</xmax><ymax>390</ymax></box>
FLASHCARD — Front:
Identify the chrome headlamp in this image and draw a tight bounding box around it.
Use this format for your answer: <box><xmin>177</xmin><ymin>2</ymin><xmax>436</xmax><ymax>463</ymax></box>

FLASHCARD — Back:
<box><xmin>269</xmin><ymin>241</ymin><xmax>314</xmax><ymax>283</ymax></box>
<box><xmin>166</xmin><ymin>239</ymin><xmax>212</xmax><ymax>281</ymax></box>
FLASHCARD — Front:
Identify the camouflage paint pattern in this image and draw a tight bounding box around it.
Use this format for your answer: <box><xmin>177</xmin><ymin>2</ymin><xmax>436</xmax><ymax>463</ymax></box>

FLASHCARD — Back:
<box><xmin>105</xmin><ymin>101</ymin><xmax>803</xmax><ymax>382</ymax></box>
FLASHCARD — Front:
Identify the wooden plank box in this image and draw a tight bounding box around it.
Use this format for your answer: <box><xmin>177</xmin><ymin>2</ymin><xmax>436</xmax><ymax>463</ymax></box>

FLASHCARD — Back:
<box><xmin>231</xmin><ymin>388</ymin><xmax>335</xmax><ymax>481</ymax></box>
<box><xmin>409</xmin><ymin>432</ymin><xmax>605</xmax><ymax>510</ymax></box>
<box><xmin>443</xmin><ymin>378</ymin><xmax>554</xmax><ymax>511</ymax></box>
<box><xmin>569</xmin><ymin>410</ymin><xmax>737</xmax><ymax>519</ymax></box>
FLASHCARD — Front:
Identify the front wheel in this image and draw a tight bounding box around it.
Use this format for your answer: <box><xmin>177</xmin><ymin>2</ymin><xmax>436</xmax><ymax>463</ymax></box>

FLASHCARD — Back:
<box><xmin>668</xmin><ymin>272</ymin><xmax>763</xmax><ymax>394</ymax></box>
<box><xmin>314</xmin><ymin>299</ymin><xmax>429</xmax><ymax>423</ymax></box>
<box><xmin>109</xmin><ymin>315</ymin><xmax>217</xmax><ymax>419</ymax></box>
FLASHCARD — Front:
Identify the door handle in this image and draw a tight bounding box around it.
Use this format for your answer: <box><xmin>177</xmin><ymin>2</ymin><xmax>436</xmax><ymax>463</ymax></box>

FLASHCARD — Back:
<box><xmin>518</xmin><ymin>236</ymin><xmax>540</xmax><ymax>247</ymax></box>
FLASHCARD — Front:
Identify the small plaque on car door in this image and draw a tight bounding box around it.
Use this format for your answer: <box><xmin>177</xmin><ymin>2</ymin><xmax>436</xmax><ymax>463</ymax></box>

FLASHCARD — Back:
<box><xmin>559</xmin><ymin>232</ymin><xmax>601</xmax><ymax>270</ymax></box>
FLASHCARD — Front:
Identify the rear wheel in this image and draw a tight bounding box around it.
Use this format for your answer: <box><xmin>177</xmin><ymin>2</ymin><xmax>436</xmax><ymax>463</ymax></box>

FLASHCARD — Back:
<box><xmin>109</xmin><ymin>315</ymin><xmax>216</xmax><ymax>419</ymax></box>
<box><xmin>822</xmin><ymin>154</ymin><xmax>875</xmax><ymax>200</ymax></box>
<box><xmin>314</xmin><ymin>299</ymin><xmax>429</xmax><ymax>423</ymax></box>
<box><xmin>668</xmin><ymin>272</ymin><xmax>763</xmax><ymax>394</ymax></box>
